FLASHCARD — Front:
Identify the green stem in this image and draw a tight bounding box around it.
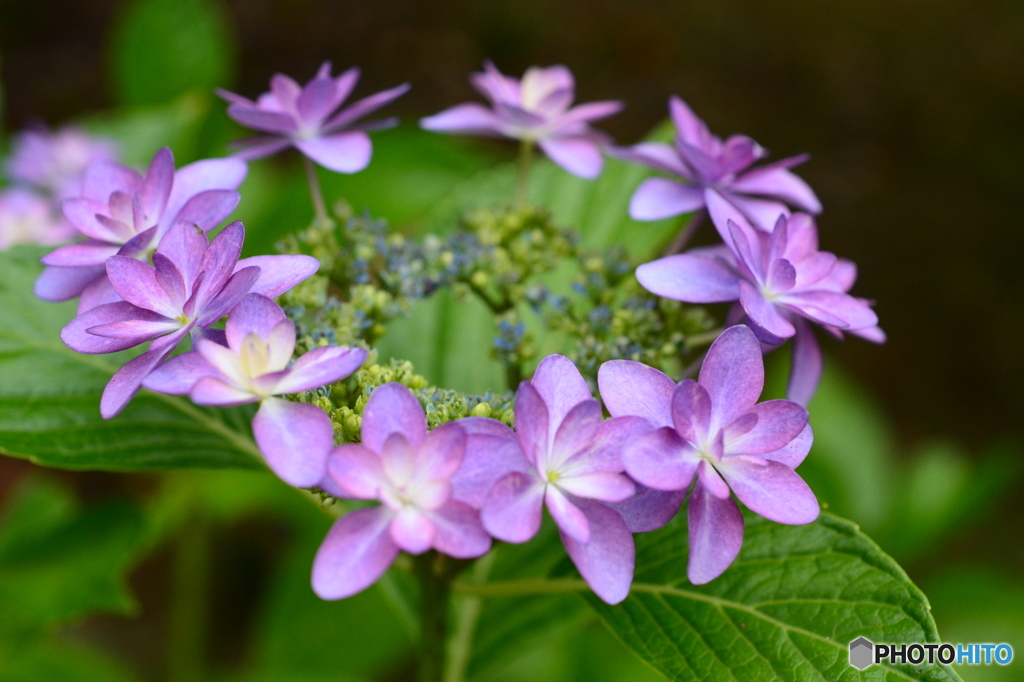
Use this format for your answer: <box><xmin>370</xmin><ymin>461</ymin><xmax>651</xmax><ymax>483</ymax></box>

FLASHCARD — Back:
<box><xmin>414</xmin><ymin>552</ymin><xmax>450</xmax><ymax>682</ymax></box>
<box><xmin>452</xmin><ymin>577</ymin><xmax>587</xmax><ymax>599</ymax></box>
<box><xmin>303</xmin><ymin>155</ymin><xmax>331</xmax><ymax>226</ymax></box>
<box><xmin>686</xmin><ymin>327</ymin><xmax>725</xmax><ymax>349</ymax></box>
<box><xmin>515</xmin><ymin>140</ymin><xmax>534</xmax><ymax>205</ymax></box>
<box><xmin>167</xmin><ymin>507</ymin><xmax>209</xmax><ymax>682</ymax></box>
<box><xmin>444</xmin><ymin>552</ymin><xmax>496</xmax><ymax>682</ymax></box>
<box><xmin>505</xmin><ymin>362</ymin><xmax>523</xmax><ymax>391</ymax></box>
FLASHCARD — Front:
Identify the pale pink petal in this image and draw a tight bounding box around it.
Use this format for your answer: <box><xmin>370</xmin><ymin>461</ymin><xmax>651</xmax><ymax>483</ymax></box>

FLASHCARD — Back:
<box><xmin>428</xmin><ymin>500</ymin><xmax>492</xmax><ymax>559</ymax></box>
<box><xmin>530</xmin><ymin>354</ymin><xmax>591</xmax><ymax>443</ymax></box>
<box><xmin>696</xmin><ymin>459</ymin><xmax>731</xmax><ymax>499</ymax></box>
<box><xmin>272</xmin><ymin>346</ymin><xmax>367</xmax><ymax>395</ymax></box>
<box><xmin>761</xmin><ymin>424</ymin><xmax>813</xmax><ymax>468</ymax></box>
<box><xmin>546</xmin><ymin>486</ymin><xmax>590</xmax><ymax>543</ymax></box>
<box><xmin>295</xmin><ymin>132</ymin><xmax>372</xmax><ymax>173</ymax></box>
<box><xmin>361</xmin><ymin>382</ymin><xmax>427</xmax><ymax>454</ymax></box>
<box><xmin>233</xmin><ymin>254</ymin><xmax>320</xmax><ymax>298</ymax></box>
<box><xmin>635</xmin><ymin>252</ymin><xmax>740</xmax><ymax>303</ymax></box>
<box><xmin>557</xmin><ymin>472</ymin><xmax>635</xmax><ymax>503</ymax></box>
<box><xmin>390</xmin><ymin>507</ymin><xmax>435</xmax><ymax>554</ymax></box>
<box><xmin>739</xmin><ymin>281</ymin><xmax>795</xmax><ymax>340</ymax></box>
<box><xmin>450</xmin><ymin>432</ymin><xmax>531</xmax><ymax>509</ymax></box>
<box><xmin>622</xmin><ymin>427</ymin><xmax>700</xmax><ymax>492</ymax></box>
<box><xmin>415</xmin><ymin>421</ymin><xmax>467</xmax><ymax>483</ymax></box>
<box><xmin>420</xmin><ymin>103</ymin><xmax>504</xmax><ymax>136</ymax></box>
<box><xmin>598</xmin><ymin>360</ymin><xmax>675</xmax><ymax>427</ymax></box>
<box><xmin>628</xmin><ymin>178</ymin><xmax>705</xmax><ymax>221</ymax></box>
<box><xmin>480</xmin><ymin>471</ymin><xmax>545</xmax><ymax>543</ymax></box>
<box><xmin>716</xmin><ymin>456</ymin><xmax>819</xmax><ymax>524</ymax></box>
<box><xmin>327</xmin><ymin>444</ymin><xmax>385</xmax><ymax>499</ymax></box>
<box><xmin>252</xmin><ymin>397</ymin><xmax>334</xmax><ymax>487</ymax></box>
<box><xmin>41</xmin><ymin>241</ymin><xmax>120</xmax><ymax>267</ymax></box>
<box><xmin>537</xmin><ymin>137</ymin><xmax>604</xmax><ymax>179</ymax></box>
<box><xmin>142</xmin><ymin>351</ymin><xmax>217</xmax><ymax>395</ymax></box>
<box><xmin>559</xmin><ymin>498</ymin><xmax>635</xmax><ymax>605</ymax></box>
<box><xmin>311</xmin><ymin>507</ymin><xmax>399</xmax><ymax>600</ymax></box>
<box><xmin>224</xmin><ymin>293</ymin><xmax>289</xmax><ymax>349</ymax></box>
<box><xmin>381</xmin><ymin>433</ymin><xmax>416</xmax><ymax>487</ymax></box>
<box><xmin>787</xmin><ymin>318</ymin><xmax>823</xmax><ymax>407</ymax></box>
<box><xmin>687</xmin><ymin>482</ymin><xmax>744</xmax><ymax>584</ymax></box>
<box><xmin>190</xmin><ymin>376</ymin><xmax>258</xmax><ymax>406</ymax></box>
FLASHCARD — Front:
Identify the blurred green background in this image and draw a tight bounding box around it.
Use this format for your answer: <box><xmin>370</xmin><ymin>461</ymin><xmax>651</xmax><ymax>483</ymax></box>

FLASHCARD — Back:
<box><xmin>0</xmin><ymin>0</ymin><xmax>1022</xmax><ymax>680</ymax></box>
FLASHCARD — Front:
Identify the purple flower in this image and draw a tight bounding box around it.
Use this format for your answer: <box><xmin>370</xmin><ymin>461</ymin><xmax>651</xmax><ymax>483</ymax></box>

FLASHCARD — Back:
<box><xmin>453</xmin><ymin>354</ymin><xmax>664</xmax><ymax>605</ymax></box>
<box><xmin>35</xmin><ymin>147</ymin><xmax>247</xmax><ymax>313</ymax></box>
<box><xmin>312</xmin><ymin>383</ymin><xmax>490</xmax><ymax>600</ymax></box>
<box><xmin>5</xmin><ymin>125</ymin><xmax>119</xmax><ymax>200</ymax></box>
<box><xmin>144</xmin><ymin>294</ymin><xmax>366</xmax><ymax>487</ymax></box>
<box><xmin>218</xmin><ymin>62</ymin><xmax>410</xmax><ymax>173</ymax></box>
<box><xmin>0</xmin><ymin>188</ymin><xmax>74</xmax><ymax>249</ymax></box>
<box><xmin>610</xmin><ymin>96</ymin><xmax>820</xmax><ymax>230</ymax></box>
<box><xmin>421</xmin><ymin>62</ymin><xmax>623</xmax><ymax>179</ymax></box>
<box><xmin>598</xmin><ymin>325</ymin><xmax>819</xmax><ymax>585</ymax></box>
<box><xmin>636</xmin><ymin>194</ymin><xmax>883</xmax><ymax>405</ymax></box>
<box><xmin>60</xmin><ymin>221</ymin><xmax>318</xmax><ymax>419</ymax></box>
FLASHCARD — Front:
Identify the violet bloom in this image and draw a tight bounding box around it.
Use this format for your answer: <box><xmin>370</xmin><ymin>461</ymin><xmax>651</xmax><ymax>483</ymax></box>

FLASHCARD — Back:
<box><xmin>35</xmin><ymin>147</ymin><xmax>247</xmax><ymax>313</ymax></box>
<box><xmin>637</xmin><ymin>194</ymin><xmax>883</xmax><ymax>405</ymax></box>
<box><xmin>0</xmin><ymin>189</ymin><xmax>74</xmax><ymax>249</ymax></box>
<box><xmin>421</xmin><ymin>62</ymin><xmax>623</xmax><ymax>179</ymax></box>
<box><xmin>144</xmin><ymin>294</ymin><xmax>366</xmax><ymax>487</ymax></box>
<box><xmin>218</xmin><ymin>62</ymin><xmax>409</xmax><ymax>173</ymax></box>
<box><xmin>599</xmin><ymin>325</ymin><xmax>819</xmax><ymax>585</ymax></box>
<box><xmin>610</xmin><ymin>96</ymin><xmax>820</xmax><ymax>231</ymax></box>
<box><xmin>453</xmin><ymin>354</ymin><xmax>662</xmax><ymax>605</ymax></box>
<box><xmin>312</xmin><ymin>383</ymin><xmax>491</xmax><ymax>600</ymax></box>
<box><xmin>61</xmin><ymin>221</ymin><xmax>318</xmax><ymax>418</ymax></box>
<box><xmin>5</xmin><ymin>125</ymin><xmax>119</xmax><ymax>200</ymax></box>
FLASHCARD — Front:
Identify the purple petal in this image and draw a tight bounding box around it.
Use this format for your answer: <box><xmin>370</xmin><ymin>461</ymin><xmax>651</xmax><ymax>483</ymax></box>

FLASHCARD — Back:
<box><xmin>429</xmin><ymin>500</ymin><xmax>492</xmax><ymax>558</ymax></box>
<box><xmin>456</xmin><ymin>416</ymin><xmax>515</xmax><ymax>438</ymax></box>
<box><xmin>61</xmin><ymin>302</ymin><xmax>173</xmax><ymax>354</ymax></box>
<box><xmin>548</xmin><ymin>399</ymin><xmax>602</xmax><ymax>471</ymax></box>
<box><xmin>139</xmin><ymin>147</ymin><xmax>175</xmax><ymax>221</ymax></box>
<box><xmin>607</xmin><ymin>142</ymin><xmax>690</xmax><ymax>178</ymax></box>
<box><xmin>100</xmin><ymin>341</ymin><xmax>181</xmax><ymax>418</ymax></box>
<box><xmin>559</xmin><ymin>498</ymin><xmax>635</xmax><ymax>605</ymax></box>
<box><xmin>297</xmin><ymin>74</ymin><xmax>340</xmax><ymax>126</ymax></box>
<box><xmin>687</xmin><ymin>481</ymin><xmax>744</xmax><ymax>585</ymax></box>
<box><xmin>35</xmin><ymin>264</ymin><xmax>105</xmax><ymax>302</ymax></box>
<box><xmin>622</xmin><ymin>427</ymin><xmax>700</xmax><ymax>492</ymax></box>
<box><xmin>225</xmin><ymin>293</ymin><xmax>289</xmax><ymax>348</ymax></box>
<box><xmin>556</xmin><ymin>100</ymin><xmax>624</xmax><ymax>126</ymax></box>
<box><xmin>513</xmin><ymin>381</ymin><xmax>549</xmax><ymax>466</ymax></box>
<box><xmin>142</xmin><ymin>351</ymin><xmax>217</xmax><ymax>395</ymax></box>
<box><xmin>530</xmin><ymin>354</ymin><xmax>591</xmax><ymax>438</ymax></box>
<box><xmin>171</xmin><ymin>189</ymin><xmax>240</xmax><ymax>232</ymax></box>
<box><xmin>557</xmin><ymin>472</ymin><xmax>635</xmax><ymax>503</ymax></box>
<box><xmin>420</xmin><ymin>103</ymin><xmax>504</xmax><ymax>136</ymax></box>
<box><xmin>361</xmin><ymin>382</ymin><xmax>427</xmax><ymax>454</ymax></box>
<box><xmin>732</xmin><ymin>163</ymin><xmax>821</xmax><ymax>214</ymax></box>
<box><xmin>546</xmin><ymin>486</ymin><xmax>590</xmax><ymax>542</ymax></box>
<box><xmin>327</xmin><ymin>444</ymin><xmax>385</xmax><ymax>499</ymax></box>
<box><xmin>252</xmin><ymin>397</ymin><xmax>334</xmax><ymax>487</ymax></box>
<box><xmin>716</xmin><ymin>456</ymin><xmax>819</xmax><ymax>524</ymax></box>
<box><xmin>480</xmin><ymin>471</ymin><xmax>544</xmax><ymax>543</ymax></box>
<box><xmin>849</xmin><ymin>324</ymin><xmax>887</xmax><ymax>344</ymax></box>
<box><xmin>725</xmin><ymin>400</ymin><xmax>808</xmax><ymax>455</ymax></box>
<box><xmin>295</xmin><ymin>132</ymin><xmax>372</xmax><ymax>173</ymax></box>
<box><xmin>190</xmin><ymin>377</ymin><xmax>257</xmax><ymax>406</ymax></box>
<box><xmin>537</xmin><ymin>137</ymin><xmax>604</xmax><ymax>180</ymax></box>
<box><xmin>598</xmin><ymin>360</ymin><xmax>675</xmax><ymax>427</ymax></box>
<box><xmin>272</xmin><ymin>346</ymin><xmax>367</xmax><ymax>394</ymax></box>
<box><xmin>450</xmin><ymin>431</ymin><xmax>530</xmax><ymax>509</ymax></box>
<box><xmin>162</xmin><ymin>158</ymin><xmax>248</xmax><ymax>235</ymax></box>
<box><xmin>231</xmin><ymin>136</ymin><xmax>293</xmax><ymax>161</ymax></box>
<box><xmin>227</xmin><ymin>106</ymin><xmax>298</xmax><ymax>135</ymax></box>
<box><xmin>322</xmin><ymin>83</ymin><xmax>411</xmax><ymax>133</ymax></box>
<box><xmin>311</xmin><ymin>507</ymin><xmax>399</xmax><ymax>600</ymax></box>
<box><xmin>41</xmin><ymin>241</ymin><xmax>120</xmax><ymax>267</ymax></box>
<box><xmin>762</xmin><ymin>424</ymin><xmax>813</xmax><ymax>468</ymax></box>
<box><xmin>77</xmin><ymin>275</ymin><xmax>122</xmax><ymax>313</ymax></box>
<box><xmin>86</xmin><ymin>317</ymin><xmax>181</xmax><ymax>341</ymax></box>
<box><xmin>635</xmin><ymin>252</ymin><xmax>740</xmax><ymax>304</ymax></box>
<box><xmin>61</xmin><ymin>198</ymin><xmax>123</xmax><ymax>242</ymax></box>
<box><xmin>628</xmin><ymin>178</ymin><xmax>705</xmax><ymax>221</ymax></box>
<box><xmin>725</xmin><ymin>193</ymin><xmax>791</xmax><ymax>233</ymax></box>
<box><xmin>705</xmin><ymin>188</ymin><xmax>757</xmax><ymax>246</ymax></box>
<box><xmin>390</xmin><ymin>507</ymin><xmax>435</xmax><ymax>554</ymax></box>
<box><xmin>739</xmin><ymin>281</ymin><xmax>796</xmax><ymax>340</ymax></box>
<box><xmin>564</xmin><ymin>415</ymin><xmax>654</xmax><ymax>477</ymax></box>
<box><xmin>233</xmin><ymin>254</ymin><xmax>319</xmax><ymax>298</ymax></box>
<box><xmin>787</xmin><ymin>318</ymin><xmax>823</xmax><ymax>407</ymax></box>
<box><xmin>668</xmin><ymin>96</ymin><xmax>712</xmax><ymax>151</ymax></box>
<box><xmin>81</xmin><ymin>161</ymin><xmax>142</xmax><ymax>203</ymax></box>
<box><xmin>416</xmin><ymin>421</ymin><xmax>467</xmax><ymax>482</ymax></box>
<box><xmin>781</xmin><ymin>290</ymin><xmax>878</xmax><ymax>330</ymax></box>
<box><xmin>609</xmin><ymin>485</ymin><xmax>685</xmax><ymax>533</ymax></box>
<box><xmin>698</xmin><ymin>325</ymin><xmax>766</xmax><ymax>431</ymax></box>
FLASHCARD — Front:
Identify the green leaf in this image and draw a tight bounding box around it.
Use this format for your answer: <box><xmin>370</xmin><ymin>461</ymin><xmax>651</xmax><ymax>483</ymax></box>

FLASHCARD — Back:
<box><xmin>108</xmin><ymin>0</ymin><xmax>237</xmax><ymax>107</ymax></box>
<box><xmin>0</xmin><ymin>246</ymin><xmax>262</xmax><ymax>471</ymax></box>
<box><xmin>0</xmin><ymin>478</ymin><xmax>145</xmax><ymax>635</ymax></box>
<box><xmin>578</xmin><ymin>512</ymin><xmax>962</xmax><ymax>682</ymax></box>
<box><xmin>2</xmin><ymin>639</ymin><xmax>139</xmax><ymax>682</ymax></box>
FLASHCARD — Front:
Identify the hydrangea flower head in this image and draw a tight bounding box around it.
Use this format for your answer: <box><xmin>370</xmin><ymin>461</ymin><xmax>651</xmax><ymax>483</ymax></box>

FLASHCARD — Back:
<box><xmin>35</xmin><ymin>147</ymin><xmax>247</xmax><ymax>312</ymax></box>
<box><xmin>218</xmin><ymin>62</ymin><xmax>410</xmax><ymax>173</ymax></box>
<box><xmin>611</xmin><ymin>96</ymin><xmax>820</xmax><ymax>230</ymax></box>
<box><xmin>598</xmin><ymin>325</ymin><xmax>819</xmax><ymax>584</ymax></box>
<box><xmin>312</xmin><ymin>383</ymin><xmax>490</xmax><ymax>600</ymax></box>
<box><xmin>0</xmin><ymin>188</ymin><xmax>74</xmax><ymax>249</ymax></box>
<box><xmin>60</xmin><ymin>221</ymin><xmax>318</xmax><ymax>418</ymax></box>
<box><xmin>5</xmin><ymin>125</ymin><xmax>119</xmax><ymax>200</ymax></box>
<box><xmin>454</xmin><ymin>354</ymin><xmax>667</xmax><ymax>604</ymax></box>
<box><xmin>421</xmin><ymin>61</ymin><xmax>623</xmax><ymax>179</ymax></box>
<box><xmin>637</xmin><ymin>194</ymin><xmax>883</xmax><ymax>404</ymax></box>
<box><xmin>144</xmin><ymin>293</ymin><xmax>366</xmax><ymax>487</ymax></box>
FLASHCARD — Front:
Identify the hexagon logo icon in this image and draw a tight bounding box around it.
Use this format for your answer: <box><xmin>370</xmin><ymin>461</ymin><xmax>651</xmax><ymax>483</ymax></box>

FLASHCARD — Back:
<box><xmin>849</xmin><ymin>637</ymin><xmax>874</xmax><ymax>670</ymax></box>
